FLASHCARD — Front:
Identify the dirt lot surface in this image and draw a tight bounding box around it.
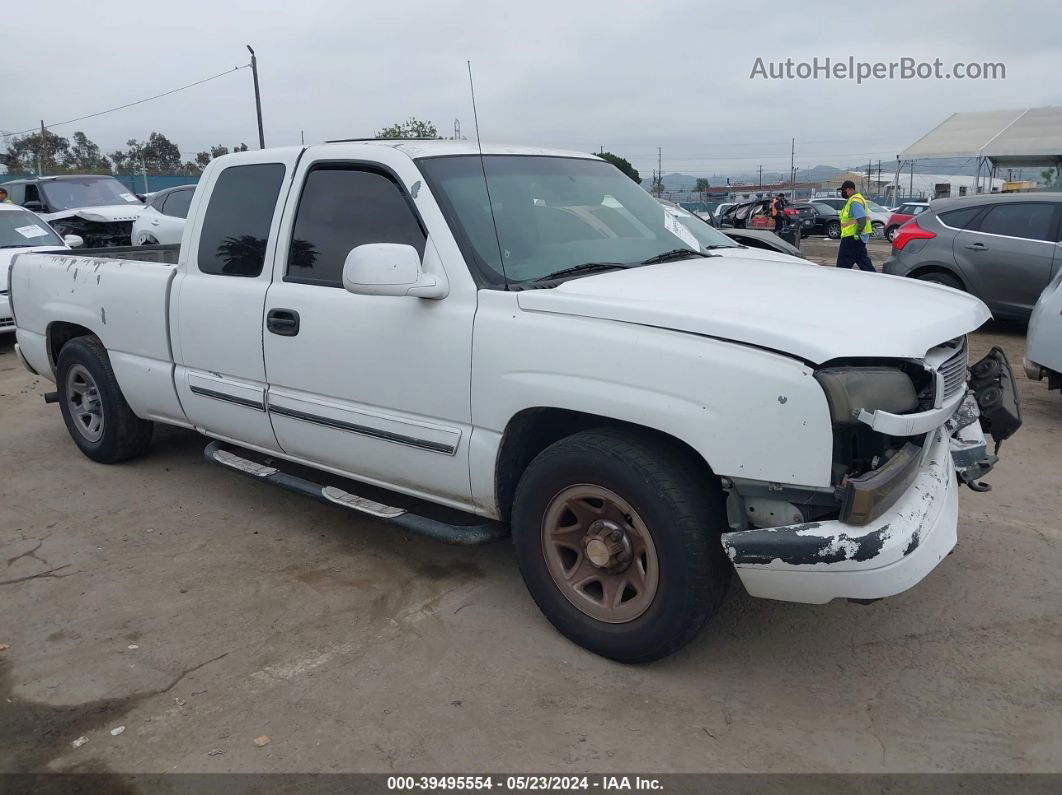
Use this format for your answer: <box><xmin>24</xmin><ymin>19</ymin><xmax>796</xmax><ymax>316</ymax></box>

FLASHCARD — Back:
<box><xmin>1</xmin><ymin>273</ymin><xmax>1060</xmax><ymax>776</ymax></box>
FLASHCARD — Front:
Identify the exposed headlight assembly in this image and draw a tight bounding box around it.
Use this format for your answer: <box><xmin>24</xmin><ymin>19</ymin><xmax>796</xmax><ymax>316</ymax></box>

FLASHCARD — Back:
<box><xmin>815</xmin><ymin>367</ymin><xmax>918</xmax><ymax>426</ymax></box>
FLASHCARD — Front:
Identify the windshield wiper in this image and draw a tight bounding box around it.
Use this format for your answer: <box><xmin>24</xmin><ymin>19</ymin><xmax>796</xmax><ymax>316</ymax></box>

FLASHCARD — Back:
<box><xmin>530</xmin><ymin>262</ymin><xmax>630</xmax><ymax>283</ymax></box>
<box><xmin>640</xmin><ymin>248</ymin><xmax>712</xmax><ymax>264</ymax></box>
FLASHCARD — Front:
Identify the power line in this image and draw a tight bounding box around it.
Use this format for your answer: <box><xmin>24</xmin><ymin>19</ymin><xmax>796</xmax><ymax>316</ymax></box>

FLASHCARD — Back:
<box><xmin>7</xmin><ymin>65</ymin><xmax>250</xmax><ymax>137</ymax></box>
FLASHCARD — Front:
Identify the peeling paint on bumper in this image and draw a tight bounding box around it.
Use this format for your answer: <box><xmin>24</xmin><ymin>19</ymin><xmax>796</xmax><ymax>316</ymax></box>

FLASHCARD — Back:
<box><xmin>721</xmin><ymin>427</ymin><xmax>958</xmax><ymax>604</ymax></box>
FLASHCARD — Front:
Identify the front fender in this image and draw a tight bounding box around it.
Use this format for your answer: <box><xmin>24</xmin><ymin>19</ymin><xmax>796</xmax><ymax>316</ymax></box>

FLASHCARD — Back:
<box><xmin>471</xmin><ymin>292</ymin><xmax>835</xmax><ymax>510</ymax></box>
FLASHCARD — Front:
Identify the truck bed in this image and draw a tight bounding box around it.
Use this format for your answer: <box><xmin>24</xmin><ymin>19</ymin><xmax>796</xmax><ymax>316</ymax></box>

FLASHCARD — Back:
<box><xmin>10</xmin><ymin>250</ymin><xmax>186</xmax><ymax>425</ymax></box>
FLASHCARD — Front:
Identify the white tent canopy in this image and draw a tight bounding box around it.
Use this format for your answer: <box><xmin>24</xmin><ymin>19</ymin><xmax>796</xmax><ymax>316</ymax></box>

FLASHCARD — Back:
<box><xmin>891</xmin><ymin>106</ymin><xmax>1062</xmax><ymax>201</ymax></box>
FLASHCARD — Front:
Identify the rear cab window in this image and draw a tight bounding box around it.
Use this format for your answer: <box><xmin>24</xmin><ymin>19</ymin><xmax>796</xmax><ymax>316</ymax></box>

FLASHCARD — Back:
<box><xmin>197</xmin><ymin>164</ymin><xmax>286</xmax><ymax>277</ymax></box>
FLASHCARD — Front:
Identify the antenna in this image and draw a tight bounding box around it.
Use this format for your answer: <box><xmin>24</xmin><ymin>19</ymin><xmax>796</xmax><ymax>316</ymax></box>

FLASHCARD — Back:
<box><xmin>467</xmin><ymin>60</ymin><xmax>509</xmax><ymax>290</ymax></box>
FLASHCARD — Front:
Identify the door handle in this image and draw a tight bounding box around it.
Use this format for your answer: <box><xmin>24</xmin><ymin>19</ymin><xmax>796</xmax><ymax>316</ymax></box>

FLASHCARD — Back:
<box><xmin>266</xmin><ymin>308</ymin><xmax>300</xmax><ymax>336</ymax></box>
<box><xmin>965</xmin><ymin>242</ymin><xmax>987</xmax><ymax>251</ymax></box>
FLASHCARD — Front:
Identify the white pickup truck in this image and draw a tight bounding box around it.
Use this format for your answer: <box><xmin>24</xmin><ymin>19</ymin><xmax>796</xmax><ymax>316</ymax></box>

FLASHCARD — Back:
<box><xmin>8</xmin><ymin>141</ymin><xmax>1021</xmax><ymax>661</ymax></box>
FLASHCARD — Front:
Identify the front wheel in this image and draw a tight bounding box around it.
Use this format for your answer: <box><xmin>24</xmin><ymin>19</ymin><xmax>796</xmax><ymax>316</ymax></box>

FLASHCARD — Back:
<box><xmin>511</xmin><ymin>429</ymin><xmax>731</xmax><ymax>662</ymax></box>
<box><xmin>886</xmin><ymin>225</ymin><xmax>900</xmax><ymax>242</ymax></box>
<box><xmin>56</xmin><ymin>336</ymin><xmax>153</xmax><ymax>463</ymax></box>
<box><xmin>826</xmin><ymin>220</ymin><xmax>841</xmax><ymax>239</ymax></box>
<box><xmin>871</xmin><ymin>221</ymin><xmax>884</xmax><ymax>239</ymax></box>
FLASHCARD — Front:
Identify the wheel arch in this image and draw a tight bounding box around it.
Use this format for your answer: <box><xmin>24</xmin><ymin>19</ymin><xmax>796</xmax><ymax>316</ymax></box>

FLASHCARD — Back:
<box><xmin>493</xmin><ymin>407</ymin><xmax>717</xmax><ymax>523</ymax></box>
<box><xmin>46</xmin><ymin>321</ymin><xmax>99</xmax><ymax>374</ymax></box>
<box><xmin>907</xmin><ymin>263</ymin><xmax>970</xmax><ymax>291</ymax></box>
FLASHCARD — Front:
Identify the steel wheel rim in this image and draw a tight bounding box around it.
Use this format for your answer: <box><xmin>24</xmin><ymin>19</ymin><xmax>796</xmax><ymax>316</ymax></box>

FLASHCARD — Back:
<box><xmin>66</xmin><ymin>364</ymin><xmax>105</xmax><ymax>443</ymax></box>
<box><xmin>541</xmin><ymin>484</ymin><xmax>660</xmax><ymax>623</ymax></box>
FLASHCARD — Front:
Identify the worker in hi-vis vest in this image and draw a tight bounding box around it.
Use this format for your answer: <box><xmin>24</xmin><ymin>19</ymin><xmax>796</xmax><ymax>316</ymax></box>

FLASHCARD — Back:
<box><xmin>836</xmin><ymin>179</ymin><xmax>875</xmax><ymax>272</ymax></box>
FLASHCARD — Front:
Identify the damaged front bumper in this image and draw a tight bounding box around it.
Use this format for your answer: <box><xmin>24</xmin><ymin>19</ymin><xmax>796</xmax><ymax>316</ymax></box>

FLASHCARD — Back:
<box><xmin>720</xmin><ymin>426</ymin><xmax>960</xmax><ymax>603</ymax></box>
<box><xmin>720</xmin><ymin>346</ymin><xmax>1021</xmax><ymax>605</ymax></box>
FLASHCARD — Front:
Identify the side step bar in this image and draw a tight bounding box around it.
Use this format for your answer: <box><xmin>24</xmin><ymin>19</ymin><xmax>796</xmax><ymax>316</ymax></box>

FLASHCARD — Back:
<box><xmin>204</xmin><ymin>441</ymin><xmax>507</xmax><ymax>545</ymax></box>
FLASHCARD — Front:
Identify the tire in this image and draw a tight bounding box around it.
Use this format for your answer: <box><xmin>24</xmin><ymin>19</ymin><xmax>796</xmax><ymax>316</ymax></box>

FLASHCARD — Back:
<box><xmin>871</xmin><ymin>221</ymin><xmax>884</xmax><ymax>239</ymax></box>
<box><xmin>826</xmin><ymin>221</ymin><xmax>841</xmax><ymax>239</ymax></box>
<box><xmin>886</xmin><ymin>225</ymin><xmax>899</xmax><ymax>242</ymax></box>
<box><xmin>511</xmin><ymin>428</ymin><xmax>731</xmax><ymax>663</ymax></box>
<box><xmin>915</xmin><ymin>271</ymin><xmax>964</xmax><ymax>291</ymax></box>
<box><xmin>135</xmin><ymin>233</ymin><xmax>157</xmax><ymax>246</ymax></box>
<box><xmin>56</xmin><ymin>336</ymin><xmax>153</xmax><ymax>464</ymax></box>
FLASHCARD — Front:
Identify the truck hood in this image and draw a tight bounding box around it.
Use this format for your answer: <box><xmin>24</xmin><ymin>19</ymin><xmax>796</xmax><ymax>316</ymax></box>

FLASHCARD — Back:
<box><xmin>516</xmin><ymin>257</ymin><xmax>991</xmax><ymax>363</ymax></box>
<box><xmin>43</xmin><ymin>205</ymin><xmax>143</xmax><ymax>223</ymax></box>
<box><xmin>713</xmin><ymin>245</ymin><xmax>809</xmax><ymax>266</ymax></box>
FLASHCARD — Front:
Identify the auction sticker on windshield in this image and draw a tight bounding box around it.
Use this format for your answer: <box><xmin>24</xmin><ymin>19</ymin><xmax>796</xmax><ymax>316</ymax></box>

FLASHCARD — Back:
<box><xmin>15</xmin><ymin>225</ymin><xmax>49</xmax><ymax>239</ymax></box>
<box><xmin>663</xmin><ymin>207</ymin><xmax>701</xmax><ymax>251</ymax></box>
<box><xmin>120</xmin><ymin>192</ymin><xmax>138</xmax><ymax>202</ymax></box>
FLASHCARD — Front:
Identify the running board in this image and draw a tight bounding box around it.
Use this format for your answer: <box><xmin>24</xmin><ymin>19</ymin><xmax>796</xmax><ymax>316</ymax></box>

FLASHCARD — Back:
<box><xmin>203</xmin><ymin>441</ymin><xmax>507</xmax><ymax>545</ymax></box>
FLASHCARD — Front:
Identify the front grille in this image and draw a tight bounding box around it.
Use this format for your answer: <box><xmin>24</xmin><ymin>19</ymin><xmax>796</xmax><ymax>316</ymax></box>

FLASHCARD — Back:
<box><xmin>0</xmin><ymin>317</ymin><xmax>14</xmax><ymax>328</ymax></box>
<box><xmin>938</xmin><ymin>340</ymin><xmax>969</xmax><ymax>401</ymax></box>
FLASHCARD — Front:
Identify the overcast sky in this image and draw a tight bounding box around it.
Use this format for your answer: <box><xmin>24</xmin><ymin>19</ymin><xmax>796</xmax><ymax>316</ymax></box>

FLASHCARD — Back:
<box><xmin>3</xmin><ymin>0</ymin><xmax>1060</xmax><ymax>179</ymax></box>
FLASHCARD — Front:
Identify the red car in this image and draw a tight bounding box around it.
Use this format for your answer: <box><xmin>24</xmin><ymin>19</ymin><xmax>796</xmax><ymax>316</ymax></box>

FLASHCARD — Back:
<box><xmin>885</xmin><ymin>202</ymin><xmax>930</xmax><ymax>242</ymax></box>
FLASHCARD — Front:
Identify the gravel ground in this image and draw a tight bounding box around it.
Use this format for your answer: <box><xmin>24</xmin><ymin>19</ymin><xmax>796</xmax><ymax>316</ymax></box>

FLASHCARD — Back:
<box><xmin>1</xmin><ymin>273</ymin><xmax>1059</xmax><ymax>778</ymax></box>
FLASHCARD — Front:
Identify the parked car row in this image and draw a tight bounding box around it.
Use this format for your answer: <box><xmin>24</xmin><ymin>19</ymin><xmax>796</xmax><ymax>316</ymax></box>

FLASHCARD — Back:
<box><xmin>1</xmin><ymin>175</ymin><xmax>196</xmax><ymax>248</ymax></box>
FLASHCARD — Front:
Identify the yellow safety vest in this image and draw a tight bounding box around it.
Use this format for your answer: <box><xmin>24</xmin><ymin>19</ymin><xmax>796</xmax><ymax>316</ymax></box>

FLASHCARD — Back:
<box><xmin>839</xmin><ymin>193</ymin><xmax>873</xmax><ymax>239</ymax></box>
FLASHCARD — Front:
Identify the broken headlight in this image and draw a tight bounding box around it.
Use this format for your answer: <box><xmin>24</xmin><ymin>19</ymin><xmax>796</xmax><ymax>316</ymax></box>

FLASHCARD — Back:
<box><xmin>815</xmin><ymin>367</ymin><xmax>918</xmax><ymax>426</ymax></box>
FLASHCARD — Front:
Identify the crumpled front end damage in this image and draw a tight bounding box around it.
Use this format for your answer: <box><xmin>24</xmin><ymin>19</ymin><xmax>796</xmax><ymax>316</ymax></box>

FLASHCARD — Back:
<box><xmin>48</xmin><ymin>213</ymin><xmax>135</xmax><ymax>248</ymax></box>
<box><xmin>721</xmin><ymin>426</ymin><xmax>959</xmax><ymax>603</ymax></box>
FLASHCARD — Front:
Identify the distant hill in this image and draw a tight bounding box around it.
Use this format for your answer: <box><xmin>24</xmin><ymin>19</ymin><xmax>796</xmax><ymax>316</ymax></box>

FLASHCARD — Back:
<box><xmin>643</xmin><ymin>157</ymin><xmax>986</xmax><ymax>192</ymax></box>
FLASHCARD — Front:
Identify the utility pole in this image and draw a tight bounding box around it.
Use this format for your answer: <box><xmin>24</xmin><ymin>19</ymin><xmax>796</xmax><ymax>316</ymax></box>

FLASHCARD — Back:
<box><xmin>657</xmin><ymin>147</ymin><xmax>662</xmax><ymax>188</ymax></box>
<box><xmin>247</xmin><ymin>45</ymin><xmax>265</xmax><ymax>149</ymax></box>
<box><xmin>789</xmin><ymin>138</ymin><xmax>795</xmax><ymax>186</ymax></box>
<box><xmin>758</xmin><ymin>165</ymin><xmax>763</xmax><ymax>189</ymax></box>
<box><xmin>300</xmin><ymin>130</ymin><xmax>305</xmax><ymax>145</ymax></box>
<box><xmin>141</xmin><ymin>156</ymin><xmax>149</xmax><ymax>195</ymax></box>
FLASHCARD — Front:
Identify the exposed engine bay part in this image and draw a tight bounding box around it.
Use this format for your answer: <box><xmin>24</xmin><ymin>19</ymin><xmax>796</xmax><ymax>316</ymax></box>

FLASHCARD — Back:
<box><xmin>48</xmin><ymin>216</ymin><xmax>136</xmax><ymax>249</ymax></box>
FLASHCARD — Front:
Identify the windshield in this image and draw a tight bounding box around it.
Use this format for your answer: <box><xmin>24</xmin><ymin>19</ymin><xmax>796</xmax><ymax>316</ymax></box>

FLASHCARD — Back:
<box><xmin>39</xmin><ymin>177</ymin><xmax>142</xmax><ymax>210</ymax></box>
<box><xmin>866</xmin><ymin>200</ymin><xmax>888</xmax><ymax>213</ymax></box>
<box><xmin>0</xmin><ymin>209</ymin><xmax>64</xmax><ymax>248</ymax></box>
<box><xmin>417</xmin><ymin>155</ymin><xmax>730</xmax><ymax>285</ymax></box>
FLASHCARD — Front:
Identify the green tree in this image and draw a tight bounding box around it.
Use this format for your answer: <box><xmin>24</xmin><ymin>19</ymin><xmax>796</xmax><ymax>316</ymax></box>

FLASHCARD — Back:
<box><xmin>595</xmin><ymin>151</ymin><xmax>640</xmax><ymax>183</ymax></box>
<box><xmin>3</xmin><ymin>130</ymin><xmax>71</xmax><ymax>174</ymax></box>
<box><xmin>1041</xmin><ymin>168</ymin><xmax>1056</xmax><ymax>186</ymax></box>
<box><xmin>66</xmin><ymin>131</ymin><xmax>110</xmax><ymax>172</ymax></box>
<box><xmin>110</xmin><ymin>132</ymin><xmax>182</xmax><ymax>175</ymax></box>
<box><xmin>694</xmin><ymin>178</ymin><xmax>710</xmax><ymax>193</ymax></box>
<box><xmin>375</xmin><ymin>117</ymin><xmax>439</xmax><ymax>139</ymax></box>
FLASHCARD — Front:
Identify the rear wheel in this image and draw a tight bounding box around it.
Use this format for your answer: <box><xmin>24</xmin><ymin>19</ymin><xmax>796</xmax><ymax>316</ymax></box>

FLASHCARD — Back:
<box><xmin>915</xmin><ymin>271</ymin><xmax>964</xmax><ymax>291</ymax></box>
<box><xmin>511</xmin><ymin>429</ymin><xmax>730</xmax><ymax>662</ymax></box>
<box><xmin>826</xmin><ymin>220</ymin><xmax>841</xmax><ymax>239</ymax></box>
<box><xmin>56</xmin><ymin>336</ymin><xmax>153</xmax><ymax>463</ymax></box>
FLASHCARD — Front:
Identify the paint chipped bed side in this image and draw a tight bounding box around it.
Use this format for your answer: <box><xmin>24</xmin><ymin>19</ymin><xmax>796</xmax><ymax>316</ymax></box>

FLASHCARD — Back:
<box><xmin>720</xmin><ymin>427</ymin><xmax>959</xmax><ymax>604</ymax></box>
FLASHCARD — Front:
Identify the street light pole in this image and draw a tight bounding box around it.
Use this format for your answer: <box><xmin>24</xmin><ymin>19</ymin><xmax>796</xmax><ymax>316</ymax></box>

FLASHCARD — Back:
<box><xmin>247</xmin><ymin>45</ymin><xmax>265</xmax><ymax>149</ymax></box>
